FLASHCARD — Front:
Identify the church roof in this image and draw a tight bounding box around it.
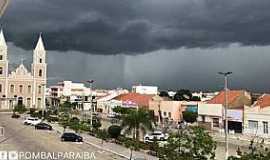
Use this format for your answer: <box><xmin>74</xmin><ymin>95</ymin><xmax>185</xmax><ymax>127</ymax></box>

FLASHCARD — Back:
<box><xmin>0</xmin><ymin>29</ymin><xmax>7</xmax><ymax>48</ymax></box>
<box><xmin>34</xmin><ymin>34</ymin><xmax>45</xmax><ymax>51</ymax></box>
<box><xmin>9</xmin><ymin>63</ymin><xmax>32</xmax><ymax>78</ymax></box>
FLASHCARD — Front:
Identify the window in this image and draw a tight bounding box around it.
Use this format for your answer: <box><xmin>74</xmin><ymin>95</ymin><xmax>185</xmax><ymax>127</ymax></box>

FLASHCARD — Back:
<box><xmin>10</xmin><ymin>85</ymin><xmax>14</xmax><ymax>93</ymax></box>
<box><xmin>28</xmin><ymin>85</ymin><xmax>31</xmax><ymax>94</ymax></box>
<box><xmin>168</xmin><ymin>112</ymin><xmax>171</xmax><ymax>118</ymax></box>
<box><xmin>39</xmin><ymin>69</ymin><xmax>42</xmax><ymax>77</ymax></box>
<box><xmin>38</xmin><ymin>86</ymin><xmax>42</xmax><ymax>94</ymax></box>
<box><xmin>248</xmin><ymin>120</ymin><xmax>258</xmax><ymax>130</ymax></box>
<box><xmin>263</xmin><ymin>121</ymin><xmax>268</xmax><ymax>134</ymax></box>
<box><xmin>39</xmin><ymin>58</ymin><xmax>42</xmax><ymax>63</ymax></box>
<box><xmin>0</xmin><ymin>84</ymin><xmax>2</xmax><ymax>93</ymax></box>
<box><xmin>19</xmin><ymin>85</ymin><xmax>23</xmax><ymax>93</ymax></box>
<box><xmin>0</xmin><ymin>55</ymin><xmax>3</xmax><ymax>60</ymax></box>
<box><xmin>163</xmin><ymin>112</ymin><xmax>167</xmax><ymax>116</ymax></box>
<box><xmin>0</xmin><ymin>67</ymin><xmax>3</xmax><ymax>75</ymax></box>
<box><xmin>213</xmin><ymin>118</ymin><xmax>219</xmax><ymax>128</ymax></box>
<box><xmin>37</xmin><ymin>98</ymin><xmax>42</xmax><ymax>108</ymax></box>
<box><xmin>27</xmin><ymin>98</ymin><xmax>31</xmax><ymax>108</ymax></box>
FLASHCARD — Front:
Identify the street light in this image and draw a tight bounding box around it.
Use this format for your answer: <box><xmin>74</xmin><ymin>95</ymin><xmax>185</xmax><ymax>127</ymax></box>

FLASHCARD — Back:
<box><xmin>218</xmin><ymin>71</ymin><xmax>232</xmax><ymax>159</ymax></box>
<box><xmin>85</xmin><ymin>80</ymin><xmax>94</xmax><ymax>131</ymax></box>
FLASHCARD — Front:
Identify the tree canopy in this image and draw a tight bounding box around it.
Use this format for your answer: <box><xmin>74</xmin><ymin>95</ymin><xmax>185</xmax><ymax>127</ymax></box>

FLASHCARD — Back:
<box><xmin>159</xmin><ymin>126</ymin><xmax>216</xmax><ymax>160</ymax></box>
<box><xmin>182</xmin><ymin>111</ymin><xmax>198</xmax><ymax>123</ymax></box>
<box><xmin>173</xmin><ymin>89</ymin><xmax>193</xmax><ymax>101</ymax></box>
<box><xmin>121</xmin><ymin>108</ymin><xmax>153</xmax><ymax>141</ymax></box>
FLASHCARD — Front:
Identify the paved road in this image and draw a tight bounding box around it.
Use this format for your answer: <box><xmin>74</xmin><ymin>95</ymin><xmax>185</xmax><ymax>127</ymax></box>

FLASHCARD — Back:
<box><xmin>0</xmin><ymin>113</ymin><xmax>126</xmax><ymax>160</ymax></box>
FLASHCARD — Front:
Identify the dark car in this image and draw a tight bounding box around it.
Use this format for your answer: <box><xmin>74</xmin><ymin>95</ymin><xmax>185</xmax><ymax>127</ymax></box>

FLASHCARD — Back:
<box><xmin>35</xmin><ymin>123</ymin><xmax>52</xmax><ymax>130</ymax></box>
<box><xmin>61</xmin><ymin>132</ymin><xmax>83</xmax><ymax>142</ymax></box>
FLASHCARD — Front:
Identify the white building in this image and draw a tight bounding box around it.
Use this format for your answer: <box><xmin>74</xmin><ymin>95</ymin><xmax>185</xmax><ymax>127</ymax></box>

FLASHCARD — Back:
<box><xmin>132</xmin><ymin>85</ymin><xmax>158</xmax><ymax>95</ymax></box>
<box><xmin>96</xmin><ymin>89</ymin><xmax>128</xmax><ymax>114</ymax></box>
<box><xmin>244</xmin><ymin>94</ymin><xmax>270</xmax><ymax>137</ymax></box>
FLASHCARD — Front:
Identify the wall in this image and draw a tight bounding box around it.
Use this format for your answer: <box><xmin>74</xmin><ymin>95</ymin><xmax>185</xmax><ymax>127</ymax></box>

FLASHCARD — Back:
<box><xmin>149</xmin><ymin>100</ymin><xmax>182</xmax><ymax>122</ymax></box>
<box><xmin>244</xmin><ymin>105</ymin><xmax>270</xmax><ymax>137</ymax></box>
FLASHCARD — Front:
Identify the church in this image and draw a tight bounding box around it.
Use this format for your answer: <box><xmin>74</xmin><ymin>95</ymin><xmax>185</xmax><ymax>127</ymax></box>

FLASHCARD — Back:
<box><xmin>0</xmin><ymin>30</ymin><xmax>47</xmax><ymax>110</ymax></box>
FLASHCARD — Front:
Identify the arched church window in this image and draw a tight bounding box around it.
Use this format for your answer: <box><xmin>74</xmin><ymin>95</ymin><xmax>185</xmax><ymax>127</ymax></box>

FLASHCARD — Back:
<box><xmin>0</xmin><ymin>84</ymin><xmax>2</xmax><ymax>93</ymax></box>
<box><xmin>19</xmin><ymin>85</ymin><xmax>23</xmax><ymax>93</ymax></box>
<box><xmin>10</xmin><ymin>85</ymin><xmax>14</xmax><ymax>93</ymax></box>
<box><xmin>28</xmin><ymin>85</ymin><xmax>31</xmax><ymax>94</ymax></box>
<box><xmin>39</xmin><ymin>69</ymin><xmax>42</xmax><ymax>77</ymax></box>
<box><xmin>39</xmin><ymin>58</ymin><xmax>42</xmax><ymax>63</ymax></box>
<box><xmin>38</xmin><ymin>86</ymin><xmax>42</xmax><ymax>94</ymax></box>
<box><xmin>0</xmin><ymin>55</ymin><xmax>3</xmax><ymax>60</ymax></box>
<box><xmin>0</xmin><ymin>67</ymin><xmax>3</xmax><ymax>75</ymax></box>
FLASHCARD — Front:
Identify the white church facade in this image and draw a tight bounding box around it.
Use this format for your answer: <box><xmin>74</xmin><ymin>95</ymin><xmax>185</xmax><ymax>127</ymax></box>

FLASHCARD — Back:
<box><xmin>0</xmin><ymin>30</ymin><xmax>47</xmax><ymax>110</ymax></box>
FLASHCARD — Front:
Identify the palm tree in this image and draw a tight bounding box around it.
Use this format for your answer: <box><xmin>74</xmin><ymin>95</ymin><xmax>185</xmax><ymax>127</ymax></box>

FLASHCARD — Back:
<box><xmin>121</xmin><ymin>108</ymin><xmax>153</xmax><ymax>141</ymax></box>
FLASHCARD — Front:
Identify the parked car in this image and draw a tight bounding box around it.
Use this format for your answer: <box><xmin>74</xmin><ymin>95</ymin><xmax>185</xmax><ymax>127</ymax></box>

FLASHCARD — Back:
<box><xmin>144</xmin><ymin>131</ymin><xmax>169</xmax><ymax>142</ymax></box>
<box><xmin>23</xmin><ymin>117</ymin><xmax>42</xmax><ymax>125</ymax></box>
<box><xmin>35</xmin><ymin>123</ymin><xmax>52</xmax><ymax>130</ymax></box>
<box><xmin>107</xmin><ymin>113</ymin><xmax>117</xmax><ymax>118</ymax></box>
<box><xmin>61</xmin><ymin>132</ymin><xmax>83</xmax><ymax>142</ymax></box>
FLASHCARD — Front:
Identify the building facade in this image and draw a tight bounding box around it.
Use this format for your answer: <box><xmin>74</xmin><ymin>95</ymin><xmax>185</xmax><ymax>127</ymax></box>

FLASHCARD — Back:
<box><xmin>0</xmin><ymin>30</ymin><xmax>47</xmax><ymax>110</ymax></box>
<box><xmin>244</xmin><ymin>94</ymin><xmax>270</xmax><ymax>137</ymax></box>
<box><xmin>198</xmin><ymin>90</ymin><xmax>251</xmax><ymax>133</ymax></box>
<box><xmin>131</xmin><ymin>85</ymin><xmax>158</xmax><ymax>95</ymax></box>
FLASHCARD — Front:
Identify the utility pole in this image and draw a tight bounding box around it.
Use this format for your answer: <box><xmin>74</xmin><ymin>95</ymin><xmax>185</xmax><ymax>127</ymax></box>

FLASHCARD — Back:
<box><xmin>86</xmin><ymin>80</ymin><xmax>94</xmax><ymax>131</ymax></box>
<box><xmin>218</xmin><ymin>71</ymin><xmax>232</xmax><ymax>159</ymax></box>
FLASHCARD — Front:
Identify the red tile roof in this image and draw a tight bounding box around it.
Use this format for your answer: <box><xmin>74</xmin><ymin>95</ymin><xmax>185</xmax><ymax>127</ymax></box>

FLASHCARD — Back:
<box><xmin>254</xmin><ymin>94</ymin><xmax>270</xmax><ymax>108</ymax></box>
<box><xmin>207</xmin><ymin>90</ymin><xmax>243</xmax><ymax>105</ymax></box>
<box><xmin>114</xmin><ymin>93</ymin><xmax>154</xmax><ymax>107</ymax></box>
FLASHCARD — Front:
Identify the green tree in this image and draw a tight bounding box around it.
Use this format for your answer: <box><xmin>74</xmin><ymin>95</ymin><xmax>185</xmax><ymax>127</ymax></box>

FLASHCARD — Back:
<box><xmin>173</xmin><ymin>89</ymin><xmax>192</xmax><ymax>101</ymax></box>
<box><xmin>96</xmin><ymin>129</ymin><xmax>109</xmax><ymax>145</ymax></box>
<box><xmin>159</xmin><ymin>126</ymin><xmax>216</xmax><ymax>160</ymax></box>
<box><xmin>108</xmin><ymin>125</ymin><xmax>122</xmax><ymax>139</ymax></box>
<box><xmin>124</xmin><ymin>139</ymin><xmax>141</xmax><ymax>160</ymax></box>
<box><xmin>228</xmin><ymin>138</ymin><xmax>270</xmax><ymax>160</ymax></box>
<box><xmin>92</xmin><ymin>117</ymin><xmax>102</xmax><ymax>131</ymax></box>
<box><xmin>69</xmin><ymin>117</ymin><xmax>81</xmax><ymax>133</ymax></box>
<box><xmin>121</xmin><ymin>108</ymin><xmax>153</xmax><ymax>141</ymax></box>
<box><xmin>59</xmin><ymin>113</ymin><xmax>70</xmax><ymax>132</ymax></box>
<box><xmin>59</xmin><ymin>101</ymin><xmax>73</xmax><ymax>113</ymax></box>
<box><xmin>159</xmin><ymin>91</ymin><xmax>170</xmax><ymax>98</ymax></box>
<box><xmin>113</xmin><ymin>106</ymin><xmax>132</xmax><ymax>115</ymax></box>
<box><xmin>13</xmin><ymin>104</ymin><xmax>27</xmax><ymax>114</ymax></box>
<box><xmin>182</xmin><ymin>111</ymin><xmax>198</xmax><ymax>123</ymax></box>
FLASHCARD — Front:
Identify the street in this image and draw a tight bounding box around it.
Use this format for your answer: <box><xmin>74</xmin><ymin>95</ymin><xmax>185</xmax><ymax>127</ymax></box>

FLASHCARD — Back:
<box><xmin>0</xmin><ymin>113</ymin><xmax>126</xmax><ymax>160</ymax></box>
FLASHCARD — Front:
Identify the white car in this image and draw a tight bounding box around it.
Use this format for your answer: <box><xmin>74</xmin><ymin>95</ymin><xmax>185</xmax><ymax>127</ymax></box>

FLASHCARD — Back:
<box><xmin>23</xmin><ymin>117</ymin><xmax>42</xmax><ymax>126</ymax></box>
<box><xmin>144</xmin><ymin>131</ymin><xmax>169</xmax><ymax>142</ymax></box>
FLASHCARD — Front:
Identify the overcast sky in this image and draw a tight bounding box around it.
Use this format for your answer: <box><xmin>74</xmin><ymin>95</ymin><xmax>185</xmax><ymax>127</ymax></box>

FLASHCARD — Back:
<box><xmin>1</xmin><ymin>0</ymin><xmax>270</xmax><ymax>92</ymax></box>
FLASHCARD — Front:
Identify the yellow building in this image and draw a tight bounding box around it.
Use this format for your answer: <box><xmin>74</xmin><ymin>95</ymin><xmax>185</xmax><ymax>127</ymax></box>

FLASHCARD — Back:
<box><xmin>0</xmin><ymin>30</ymin><xmax>47</xmax><ymax>110</ymax></box>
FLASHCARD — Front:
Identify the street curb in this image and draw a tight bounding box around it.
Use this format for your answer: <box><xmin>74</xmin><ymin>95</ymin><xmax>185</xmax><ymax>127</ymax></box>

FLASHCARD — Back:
<box><xmin>83</xmin><ymin>140</ymin><xmax>129</xmax><ymax>159</ymax></box>
<box><xmin>52</xmin><ymin>124</ymin><xmax>130</xmax><ymax>159</ymax></box>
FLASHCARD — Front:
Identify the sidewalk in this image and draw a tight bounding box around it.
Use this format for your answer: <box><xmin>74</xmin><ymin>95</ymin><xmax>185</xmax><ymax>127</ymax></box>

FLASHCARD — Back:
<box><xmin>49</xmin><ymin>122</ymin><xmax>158</xmax><ymax>160</ymax></box>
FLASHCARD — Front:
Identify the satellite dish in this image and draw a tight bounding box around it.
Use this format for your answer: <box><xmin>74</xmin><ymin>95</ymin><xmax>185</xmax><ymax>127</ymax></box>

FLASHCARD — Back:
<box><xmin>0</xmin><ymin>0</ymin><xmax>9</xmax><ymax>17</ymax></box>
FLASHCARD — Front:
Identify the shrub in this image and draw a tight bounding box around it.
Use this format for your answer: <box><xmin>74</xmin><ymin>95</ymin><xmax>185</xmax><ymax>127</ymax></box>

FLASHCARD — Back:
<box><xmin>80</xmin><ymin>123</ymin><xmax>91</xmax><ymax>132</ymax></box>
<box><xmin>96</xmin><ymin>129</ymin><xmax>109</xmax><ymax>143</ymax></box>
<box><xmin>182</xmin><ymin>111</ymin><xmax>198</xmax><ymax>123</ymax></box>
<box><xmin>11</xmin><ymin>113</ymin><xmax>20</xmax><ymax>118</ymax></box>
<box><xmin>108</xmin><ymin>125</ymin><xmax>122</xmax><ymax>139</ymax></box>
<box><xmin>13</xmin><ymin>104</ymin><xmax>27</xmax><ymax>114</ymax></box>
<box><xmin>92</xmin><ymin>118</ymin><xmax>102</xmax><ymax>131</ymax></box>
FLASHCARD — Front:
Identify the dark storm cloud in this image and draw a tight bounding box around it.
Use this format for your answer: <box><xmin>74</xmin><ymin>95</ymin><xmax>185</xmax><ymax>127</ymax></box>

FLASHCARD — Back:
<box><xmin>2</xmin><ymin>0</ymin><xmax>270</xmax><ymax>54</ymax></box>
